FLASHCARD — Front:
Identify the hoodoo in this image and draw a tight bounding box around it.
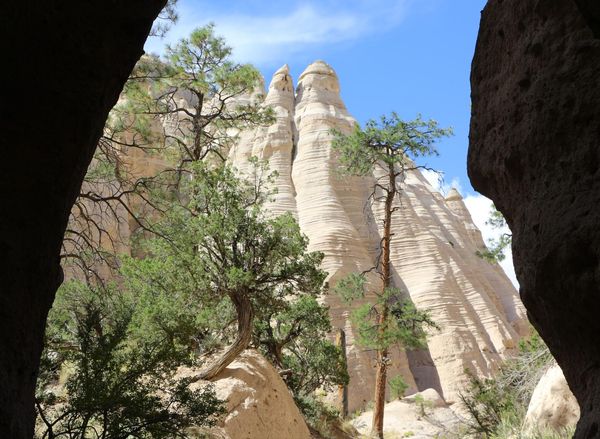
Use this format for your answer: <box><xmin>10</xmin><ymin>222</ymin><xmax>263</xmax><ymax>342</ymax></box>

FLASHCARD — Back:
<box><xmin>230</xmin><ymin>61</ymin><xmax>528</xmax><ymax>410</ymax></box>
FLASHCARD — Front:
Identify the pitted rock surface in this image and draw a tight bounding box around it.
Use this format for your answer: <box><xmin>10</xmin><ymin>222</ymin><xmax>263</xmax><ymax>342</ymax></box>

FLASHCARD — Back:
<box><xmin>468</xmin><ymin>1</ymin><xmax>600</xmax><ymax>437</ymax></box>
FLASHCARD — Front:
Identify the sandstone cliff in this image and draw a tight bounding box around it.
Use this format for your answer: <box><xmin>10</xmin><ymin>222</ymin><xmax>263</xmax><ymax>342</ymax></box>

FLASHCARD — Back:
<box><xmin>82</xmin><ymin>59</ymin><xmax>530</xmax><ymax>415</ymax></box>
<box><xmin>229</xmin><ymin>61</ymin><xmax>529</xmax><ymax>411</ymax></box>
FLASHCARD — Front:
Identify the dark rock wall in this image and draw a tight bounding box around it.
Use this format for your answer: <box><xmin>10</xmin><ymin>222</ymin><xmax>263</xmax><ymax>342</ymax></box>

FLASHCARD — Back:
<box><xmin>469</xmin><ymin>1</ymin><xmax>600</xmax><ymax>437</ymax></box>
<box><xmin>0</xmin><ymin>1</ymin><xmax>165</xmax><ymax>436</ymax></box>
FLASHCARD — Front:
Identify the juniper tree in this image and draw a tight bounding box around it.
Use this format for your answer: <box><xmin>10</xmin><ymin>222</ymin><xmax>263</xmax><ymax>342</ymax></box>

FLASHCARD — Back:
<box><xmin>476</xmin><ymin>205</ymin><xmax>512</xmax><ymax>263</ymax></box>
<box><xmin>122</xmin><ymin>161</ymin><xmax>329</xmax><ymax>380</ymax></box>
<box><xmin>253</xmin><ymin>294</ymin><xmax>349</xmax><ymax>403</ymax></box>
<box><xmin>332</xmin><ymin>113</ymin><xmax>451</xmax><ymax>439</ymax></box>
<box><xmin>41</xmin><ymin>158</ymin><xmax>347</xmax><ymax>434</ymax></box>
<box><xmin>63</xmin><ymin>23</ymin><xmax>273</xmax><ymax>282</ymax></box>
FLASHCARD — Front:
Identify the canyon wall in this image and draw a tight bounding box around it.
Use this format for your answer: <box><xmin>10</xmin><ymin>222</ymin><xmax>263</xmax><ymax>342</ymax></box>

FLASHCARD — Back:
<box><xmin>78</xmin><ymin>59</ymin><xmax>530</xmax><ymax>413</ymax></box>
<box><xmin>468</xmin><ymin>1</ymin><xmax>600</xmax><ymax>437</ymax></box>
<box><xmin>229</xmin><ymin>61</ymin><xmax>529</xmax><ymax>411</ymax></box>
<box><xmin>0</xmin><ymin>2</ymin><xmax>166</xmax><ymax>437</ymax></box>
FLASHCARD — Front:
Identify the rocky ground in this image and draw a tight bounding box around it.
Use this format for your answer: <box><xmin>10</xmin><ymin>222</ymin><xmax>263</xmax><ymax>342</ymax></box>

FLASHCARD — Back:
<box><xmin>351</xmin><ymin>389</ymin><xmax>466</xmax><ymax>439</ymax></box>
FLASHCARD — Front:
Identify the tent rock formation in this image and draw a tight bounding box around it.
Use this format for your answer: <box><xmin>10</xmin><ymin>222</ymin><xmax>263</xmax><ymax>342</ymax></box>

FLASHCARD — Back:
<box><xmin>229</xmin><ymin>61</ymin><xmax>529</xmax><ymax>411</ymax></box>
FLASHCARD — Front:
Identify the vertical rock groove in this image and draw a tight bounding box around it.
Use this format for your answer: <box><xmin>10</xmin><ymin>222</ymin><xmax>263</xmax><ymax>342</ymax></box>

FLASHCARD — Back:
<box><xmin>232</xmin><ymin>60</ymin><xmax>528</xmax><ymax>410</ymax></box>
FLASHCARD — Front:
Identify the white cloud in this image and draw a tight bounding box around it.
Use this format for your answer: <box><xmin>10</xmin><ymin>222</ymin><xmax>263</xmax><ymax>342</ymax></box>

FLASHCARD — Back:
<box><xmin>213</xmin><ymin>5</ymin><xmax>362</xmax><ymax>64</ymax></box>
<box><xmin>446</xmin><ymin>177</ymin><xmax>463</xmax><ymax>195</ymax></box>
<box><xmin>463</xmin><ymin>193</ymin><xmax>519</xmax><ymax>289</ymax></box>
<box><xmin>421</xmin><ymin>170</ymin><xmax>463</xmax><ymax>197</ymax></box>
<box><xmin>145</xmin><ymin>0</ymin><xmax>412</xmax><ymax>66</ymax></box>
<box><xmin>421</xmin><ymin>169</ymin><xmax>443</xmax><ymax>192</ymax></box>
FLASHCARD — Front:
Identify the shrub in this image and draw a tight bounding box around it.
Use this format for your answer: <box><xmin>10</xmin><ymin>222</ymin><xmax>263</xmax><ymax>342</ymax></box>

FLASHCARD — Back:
<box><xmin>389</xmin><ymin>375</ymin><xmax>409</xmax><ymax>400</ymax></box>
<box><xmin>459</xmin><ymin>330</ymin><xmax>555</xmax><ymax>438</ymax></box>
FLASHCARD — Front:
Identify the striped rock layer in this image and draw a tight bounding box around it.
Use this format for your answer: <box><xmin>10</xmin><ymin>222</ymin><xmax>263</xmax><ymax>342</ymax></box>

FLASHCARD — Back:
<box><xmin>228</xmin><ymin>61</ymin><xmax>528</xmax><ymax>411</ymax></box>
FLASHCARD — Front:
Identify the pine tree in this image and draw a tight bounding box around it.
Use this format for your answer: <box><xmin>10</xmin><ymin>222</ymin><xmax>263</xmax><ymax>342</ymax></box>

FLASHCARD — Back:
<box><xmin>332</xmin><ymin>113</ymin><xmax>451</xmax><ymax>438</ymax></box>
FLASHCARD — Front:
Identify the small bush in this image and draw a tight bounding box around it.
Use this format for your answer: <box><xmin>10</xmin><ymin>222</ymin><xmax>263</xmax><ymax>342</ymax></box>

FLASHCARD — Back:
<box><xmin>295</xmin><ymin>395</ymin><xmax>340</xmax><ymax>438</ymax></box>
<box><xmin>460</xmin><ymin>330</ymin><xmax>558</xmax><ymax>438</ymax></box>
<box><xmin>389</xmin><ymin>375</ymin><xmax>409</xmax><ymax>400</ymax></box>
<box><xmin>459</xmin><ymin>370</ymin><xmax>518</xmax><ymax>437</ymax></box>
<box><xmin>413</xmin><ymin>394</ymin><xmax>434</xmax><ymax>419</ymax></box>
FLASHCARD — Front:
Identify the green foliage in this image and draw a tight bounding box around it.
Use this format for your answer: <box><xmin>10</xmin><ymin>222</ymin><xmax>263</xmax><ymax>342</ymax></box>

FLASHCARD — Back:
<box><xmin>460</xmin><ymin>330</ymin><xmax>555</xmax><ymax>438</ymax></box>
<box><xmin>460</xmin><ymin>370</ymin><xmax>517</xmax><ymax>437</ymax></box>
<box><xmin>334</xmin><ymin>272</ymin><xmax>367</xmax><ymax>303</ymax></box>
<box><xmin>59</xmin><ymin>22</ymin><xmax>350</xmax><ymax>435</ymax></box>
<box><xmin>413</xmin><ymin>394</ymin><xmax>434</xmax><ymax>418</ymax></box>
<box><xmin>336</xmin><ymin>278</ymin><xmax>438</xmax><ymax>353</ymax></box>
<box><xmin>294</xmin><ymin>395</ymin><xmax>340</xmax><ymax>437</ymax></box>
<box><xmin>122</xmin><ymin>160</ymin><xmax>326</xmax><ymax>346</ymax></box>
<box><xmin>125</xmin><ymin>24</ymin><xmax>273</xmax><ymax>164</ymax></box>
<box><xmin>64</xmin><ymin>23</ymin><xmax>277</xmax><ymax>281</ymax></box>
<box><xmin>497</xmin><ymin>330</ymin><xmax>553</xmax><ymax>408</ymax></box>
<box><xmin>330</xmin><ymin>113</ymin><xmax>448</xmax><ymax>353</ymax></box>
<box><xmin>476</xmin><ymin>205</ymin><xmax>512</xmax><ymax>263</ymax></box>
<box><xmin>254</xmin><ymin>294</ymin><xmax>349</xmax><ymax>398</ymax></box>
<box><xmin>121</xmin><ymin>159</ymin><xmax>343</xmax><ymax>391</ymax></box>
<box><xmin>486</xmin><ymin>207</ymin><xmax>507</xmax><ymax>229</ymax></box>
<box><xmin>36</xmin><ymin>281</ymin><xmax>225</xmax><ymax>439</ymax></box>
<box><xmin>331</xmin><ymin>112</ymin><xmax>453</xmax><ymax>177</ymax></box>
<box><xmin>50</xmin><ymin>159</ymin><xmax>344</xmax><ymax>435</ymax></box>
<box><xmin>389</xmin><ymin>375</ymin><xmax>409</xmax><ymax>400</ymax></box>
<box><xmin>330</xmin><ymin>113</ymin><xmax>448</xmax><ymax>437</ymax></box>
<box><xmin>54</xmin><ymin>21</ymin><xmax>348</xmax><ymax>438</ymax></box>
<box><xmin>150</xmin><ymin>0</ymin><xmax>179</xmax><ymax>38</ymax></box>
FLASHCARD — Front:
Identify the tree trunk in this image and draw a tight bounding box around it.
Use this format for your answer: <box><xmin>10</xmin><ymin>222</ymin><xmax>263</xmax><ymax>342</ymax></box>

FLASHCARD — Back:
<box><xmin>195</xmin><ymin>292</ymin><xmax>254</xmax><ymax>380</ymax></box>
<box><xmin>0</xmin><ymin>2</ymin><xmax>165</xmax><ymax>437</ymax></box>
<box><xmin>371</xmin><ymin>333</ymin><xmax>389</xmax><ymax>439</ymax></box>
<box><xmin>371</xmin><ymin>161</ymin><xmax>396</xmax><ymax>439</ymax></box>
<box><xmin>336</xmin><ymin>328</ymin><xmax>348</xmax><ymax>418</ymax></box>
<box><xmin>263</xmin><ymin>323</ymin><xmax>284</xmax><ymax>368</ymax></box>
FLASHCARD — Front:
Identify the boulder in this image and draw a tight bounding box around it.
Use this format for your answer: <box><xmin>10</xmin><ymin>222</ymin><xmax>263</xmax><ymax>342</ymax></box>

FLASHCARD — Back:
<box><xmin>352</xmin><ymin>397</ymin><xmax>460</xmax><ymax>438</ymax></box>
<box><xmin>524</xmin><ymin>364</ymin><xmax>580</xmax><ymax>435</ymax></box>
<box><xmin>199</xmin><ymin>350</ymin><xmax>311</xmax><ymax>439</ymax></box>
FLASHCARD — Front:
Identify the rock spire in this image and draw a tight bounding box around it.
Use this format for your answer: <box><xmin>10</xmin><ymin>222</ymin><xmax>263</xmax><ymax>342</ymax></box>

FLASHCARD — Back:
<box><xmin>228</xmin><ymin>61</ymin><xmax>529</xmax><ymax>410</ymax></box>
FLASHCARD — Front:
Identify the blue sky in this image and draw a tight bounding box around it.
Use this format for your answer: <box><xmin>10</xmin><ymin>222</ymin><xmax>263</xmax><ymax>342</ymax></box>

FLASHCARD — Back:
<box><xmin>146</xmin><ymin>0</ymin><xmax>487</xmax><ymax>195</ymax></box>
<box><xmin>145</xmin><ymin>0</ymin><xmax>519</xmax><ymax>286</ymax></box>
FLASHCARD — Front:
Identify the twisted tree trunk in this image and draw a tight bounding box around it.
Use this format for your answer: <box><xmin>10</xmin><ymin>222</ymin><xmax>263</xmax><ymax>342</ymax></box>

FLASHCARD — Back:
<box><xmin>196</xmin><ymin>292</ymin><xmax>254</xmax><ymax>380</ymax></box>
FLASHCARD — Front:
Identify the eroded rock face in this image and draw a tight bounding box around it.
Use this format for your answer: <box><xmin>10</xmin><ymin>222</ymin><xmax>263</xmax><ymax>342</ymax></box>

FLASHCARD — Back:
<box><xmin>524</xmin><ymin>364</ymin><xmax>580</xmax><ymax>435</ymax></box>
<box><xmin>468</xmin><ymin>1</ymin><xmax>600</xmax><ymax>437</ymax></box>
<box><xmin>0</xmin><ymin>2</ymin><xmax>165</xmax><ymax>437</ymax></box>
<box><xmin>192</xmin><ymin>350</ymin><xmax>311</xmax><ymax>439</ymax></box>
<box><xmin>231</xmin><ymin>61</ymin><xmax>528</xmax><ymax>412</ymax></box>
<box><xmin>229</xmin><ymin>64</ymin><xmax>298</xmax><ymax>218</ymax></box>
